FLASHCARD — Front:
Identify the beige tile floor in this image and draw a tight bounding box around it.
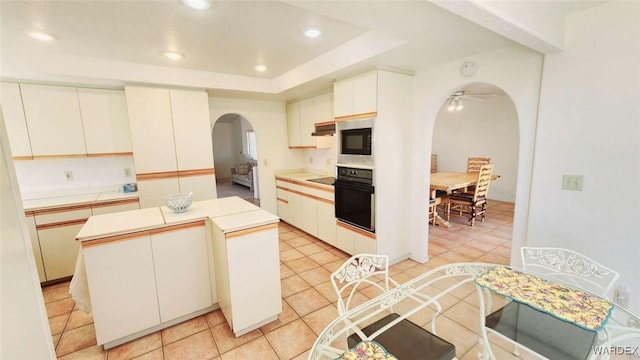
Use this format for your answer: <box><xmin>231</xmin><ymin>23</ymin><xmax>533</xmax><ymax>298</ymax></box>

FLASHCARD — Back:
<box><xmin>44</xmin><ymin>200</ymin><xmax>524</xmax><ymax>360</ymax></box>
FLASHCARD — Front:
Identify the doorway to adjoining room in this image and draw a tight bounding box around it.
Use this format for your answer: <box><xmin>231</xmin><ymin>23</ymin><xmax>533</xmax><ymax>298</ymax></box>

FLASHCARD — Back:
<box><xmin>212</xmin><ymin>113</ymin><xmax>259</xmax><ymax>205</ymax></box>
<box><xmin>428</xmin><ymin>82</ymin><xmax>518</xmax><ymax>265</ymax></box>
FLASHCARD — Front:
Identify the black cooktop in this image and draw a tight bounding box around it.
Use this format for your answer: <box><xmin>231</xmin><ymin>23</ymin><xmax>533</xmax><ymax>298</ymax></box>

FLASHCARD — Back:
<box><xmin>307</xmin><ymin>177</ymin><xmax>335</xmax><ymax>186</ymax></box>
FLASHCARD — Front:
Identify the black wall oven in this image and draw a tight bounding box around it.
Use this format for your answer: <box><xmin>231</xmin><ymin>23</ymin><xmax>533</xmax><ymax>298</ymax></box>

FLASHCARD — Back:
<box><xmin>334</xmin><ymin>166</ymin><xmax>375</xmax><ymax>232</ymax></box>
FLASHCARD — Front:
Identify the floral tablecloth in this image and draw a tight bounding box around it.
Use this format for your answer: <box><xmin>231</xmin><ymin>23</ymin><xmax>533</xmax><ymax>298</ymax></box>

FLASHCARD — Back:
<box><xmin>475</xmin><ymin>266</ymin><xmax>613</xmax><ymax>331</ymax></box>
<box><xmin>336</xmin><ymin>341</ymin><xmax>397</xmax><ymax>360</ymax></box>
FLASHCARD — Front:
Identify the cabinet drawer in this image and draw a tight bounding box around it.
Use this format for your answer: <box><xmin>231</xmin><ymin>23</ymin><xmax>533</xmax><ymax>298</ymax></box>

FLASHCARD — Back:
<box><xmin>91</xmin><ymin>200</ymin><xmax>140</xmax><ymax>215</ymax></box>
<box><xmin>34</xmin><ymin>207</ymin><xmax>92</xmax><ymax>226</ymax></box>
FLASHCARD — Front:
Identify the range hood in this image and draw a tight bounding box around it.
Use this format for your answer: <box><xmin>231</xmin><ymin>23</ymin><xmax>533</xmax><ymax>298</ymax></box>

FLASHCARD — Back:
<box><xmin>312</xmin><ymin>121</ymin><xmax>336</xmax><ymax>136</ymax></box>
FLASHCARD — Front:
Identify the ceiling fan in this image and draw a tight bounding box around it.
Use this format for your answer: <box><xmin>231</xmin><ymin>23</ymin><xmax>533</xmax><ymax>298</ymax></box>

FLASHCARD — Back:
<box><xmin>446</xmin><ymin>89</ymin><xmax>496</xmax><ymax>111</ymax></box>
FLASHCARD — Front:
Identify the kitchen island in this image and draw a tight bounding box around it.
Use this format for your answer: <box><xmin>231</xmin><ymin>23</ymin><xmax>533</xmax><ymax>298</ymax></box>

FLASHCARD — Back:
<box><xmin>74</xmin><ymin>196</ymin><xmax>281</xmax><ymax>349</ymax></box>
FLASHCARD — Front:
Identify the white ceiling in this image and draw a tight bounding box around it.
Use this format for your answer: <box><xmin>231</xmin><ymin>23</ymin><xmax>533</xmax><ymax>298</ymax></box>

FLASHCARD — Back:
<box><xmin>0</xmin><ymin>1</ymin><xmax>599</xmax><ymax>101</ymax></box>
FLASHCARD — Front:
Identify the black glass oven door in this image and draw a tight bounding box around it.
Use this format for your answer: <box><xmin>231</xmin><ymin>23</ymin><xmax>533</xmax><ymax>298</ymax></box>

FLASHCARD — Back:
<box><xmin>335</xmin><ymin>180</ymin><xmax>374</xmax><ymax>232</ymax></box>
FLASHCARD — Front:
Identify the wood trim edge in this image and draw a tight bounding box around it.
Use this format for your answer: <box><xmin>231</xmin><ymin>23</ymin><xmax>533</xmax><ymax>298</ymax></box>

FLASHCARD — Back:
<box><xmin>81</xmin><ymin>221</ymin><xmax>206</xmax><ymax>248</ymax></box>
<box><xmin>275</xmin><ymin>177</ymin><xmax>334</xmax><ymax>193</ymax></box>
<box><xmin>225</xmin><ymin>222</ymin><xmax>279</xmax><ymax>239</ymax></box>
<box><xmin>37</xmin><ymin>218</ymin><xmax>88</xmax><ymax>230</ymax></box>
<box><xmin>334</xmin><ymin>112</ymin><xmax>377</xmax><ymax>121</ymax></box>
<box><xmin>337</xmin><ymin>220</ymin><xmax>376</xmax><ymax>239</ymax></box>
<box><xmin>276</xmin><ymin>185</ymin><xmax>334</xmax><ymax>204</ymax></box>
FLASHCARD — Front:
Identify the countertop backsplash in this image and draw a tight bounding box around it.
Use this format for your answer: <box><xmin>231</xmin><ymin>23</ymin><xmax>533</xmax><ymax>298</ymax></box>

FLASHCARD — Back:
<box><xmin>14</xmin><ymin>156</ymin><xmax>137</xmax><ymax>200</ymax></box>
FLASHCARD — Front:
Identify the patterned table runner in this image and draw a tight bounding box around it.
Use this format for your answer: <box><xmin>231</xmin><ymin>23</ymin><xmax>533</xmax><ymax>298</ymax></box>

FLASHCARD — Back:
<box><xmin>475</xmin><ymin>266</ymin><xmax>613</xmax><ymax>331</ymax></box>
<box><xmin>336</xmin><ymin>341</ymin><xmax>398</xmax><ymax>360</ymax></box>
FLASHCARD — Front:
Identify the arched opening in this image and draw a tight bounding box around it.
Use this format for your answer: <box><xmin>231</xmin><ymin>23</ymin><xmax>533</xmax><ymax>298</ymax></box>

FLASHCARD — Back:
<box><xmin>212</xmin><ymin>113</ymin><xmax>259</xmax><ymax>205</ymax></box>
<box><xmin>428</xmin><ymin>82</ymin><xmax>518</xmax><ymax>264</ymax></box>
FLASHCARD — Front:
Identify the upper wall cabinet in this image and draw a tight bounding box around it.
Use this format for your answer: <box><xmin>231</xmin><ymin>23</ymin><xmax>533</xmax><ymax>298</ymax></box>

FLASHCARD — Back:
<box><xmin>125</xmin><ymin>86</ymin><xmax>178</xmax><ymax>174</ymax></box>
<box><xmin>169</xmin><ymin>89</ymin><xmax>214</xmax><ymax>171</ymax></box>
<box><xmin>0</xmin><ymin>82</ymin><xmax>32</xmax><ymax>159</ymax></box>
<box><xmin>20</xmin><ymin>84</ymin><xmax>87</xmax><ymax>157</ymax></box>
<box><xmin>333</xmin><ymin>71</ymin><xmax>378</xmax><ymax>119</ymax></box>
<box><xmin>78</xmin><ymin>88</ymin><xmax>132</xmax><ymax>155</ymax></box>
<box><xmin>286</xmin><ymin>91</ymin><xmax>334</xmax><ymax>149</ymax></box>
<box><xmin>125</xmin><ymin>86</ymin><xmax>216</xmax><ymax>207</ymax></box>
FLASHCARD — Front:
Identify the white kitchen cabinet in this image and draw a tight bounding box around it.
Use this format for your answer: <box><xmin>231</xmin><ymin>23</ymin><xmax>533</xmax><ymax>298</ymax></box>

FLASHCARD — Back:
<box><xmin>276</xmin><ymin>197</ymin><xmax>290</xmax><ymax>223</ymax></box>
<box><xmin>151</xmin><ymin>223</ymin><xmax>212</xmax><ymax>322</ymax></box>
<box><xmin>354</xmin><ymin>231</ymin><xmax>376</xmax><ymax>254</ymax></box>
<box><xmin>178</xmin><ymin>173</ymin><xmax>217</xmax><ymax>201</ymax></box>
<box><xmin>336</xmin><ymin>221</ymin><xmax>376</xmax><ymax>255</ymax></box>
<box><xmin>25</xmin><ymin>214</ymin><xmax>45</xmax><ymax>282</ymax></box>
<box><xmin>78</xmin><ymin>88</ymin><xmax>132</xmax><ymax>155</ymax></box>
<box><xmin>169</xmin><ymin>89</ymin><xmax>214</xmax><ymax>171</ymax></box>
<box><xmin>125</xmin><ymin>86</ymin><xmax>177</xmax><ymax>173</ymax></box>
<box><xmin>91</xmin><ymin>199</ymin><xmax>140</xmax><ymax>216</ymax></box>
<box><xmin>83</xmin><ymin>234</ymin><xmax>160</xmax><ymax>345</ymax></box>
<box><xmin>136</xmin><ymin>178</ymin><xmax>180</xmax><ymax>208</ymax></box>
<box><xmin>286</xmin><ymin>101</ymin><xmax>301</xmax><ymax>147</ymax></box>
<box><xmin>286</xmin><ymin>93</ymin><xmax>334</xmax><ymax>149</ymax></box>
<box><xmin>333</xmin><ymin>71</ymin><xmax>377</xmax><ymax>119</ymax></box>
<box><xmin>317</xmin><ymin>200</ymin><xmax>337</xmax><ymax>246</ymax></box>
<box><xmin>35</xmin><ymin>206</ymin><xmax>91</xmax><ymax>281</ymax></box>
<box><xmin>20</xmin><ymin>84</ymin><xmax>87</xmax><ymax>157</ymax></box>
<box><xmin>38</xmin><ymin>222</ymin><xmax>85</xmax><ymax>280</ymax></box>
<box><xmin>300</xmin><ymin>195</ymin><xmax>318</xmax><ymax>237</ymax></box>
<box><xmin>336</xmin><ymin>222</ymin><xmax>356</xmax><ymax>255</ymax></box>
<box><xmin>0</xmin><ymin>82</ymin><xmax>32</xmax><ymax>158</ymax></box>
<box><xmin>211</xmin><ymin>218</ymin><xmax>281</xmax><ymax>337</ymax></box>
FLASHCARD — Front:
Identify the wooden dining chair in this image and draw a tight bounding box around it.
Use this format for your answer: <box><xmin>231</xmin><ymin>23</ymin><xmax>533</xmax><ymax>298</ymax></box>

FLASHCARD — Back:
<box><xmin>431</xmin><ymin>153</ymin><xmax>438</xmax><ymax>173</ymax></box>
<box><xmin>467</xmin><ymin>157</ymin><xmax>491</xmax><ymax>173</ymax></box>
<box><xmin>331</xmin><ymin>254</ymin><xmax>457</xmax><ymax>360</ymax></box>
<box><xmin>448</xmin><ymin>163</ymin><xmax>493</xmax><ymax>226</ymax></box>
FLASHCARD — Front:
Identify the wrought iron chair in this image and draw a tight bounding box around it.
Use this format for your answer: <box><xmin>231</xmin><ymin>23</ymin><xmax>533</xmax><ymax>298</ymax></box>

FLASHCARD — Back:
<box><xmin>520</xmin><ymin>247</ymin><xmax>619</xmax><ymax>297</ymax></box>
<box><xmin>481</xmin><ymin>247</ymin><xmax>621</xmax><ymax>359</ymax></box>
<box><xmin>330</xmin><ymin>254</ymin><xmax>457</xmax><ymax>360</ymax></box>
<box><xmin>448</xmin><ymin>163</ymin><xmax>493</xmax><ymax>226</ymax></box>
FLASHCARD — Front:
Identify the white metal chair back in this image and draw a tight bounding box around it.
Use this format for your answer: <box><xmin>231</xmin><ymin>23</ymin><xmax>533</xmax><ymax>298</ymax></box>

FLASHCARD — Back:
<box><xmin>331</xmin><ymin>254</ymin><xmax>396</xmax><ymax>315</ymax></box>
<box><xmin>520</xmin><ymin>246</ymin><xmax>619</xmax><ymax>298</ymax></box>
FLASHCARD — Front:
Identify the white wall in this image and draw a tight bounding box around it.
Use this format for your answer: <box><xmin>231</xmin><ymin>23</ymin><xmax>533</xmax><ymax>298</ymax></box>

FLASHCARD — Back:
<box><xmin>208</xmin><ymin>97</ymin><xmax>304</xmax><ymax>214</ymax></box>
<box><xmin>212</xmin><ymin>122</ymin><xmax>236</xmax><ymax>180</ymax></box>
<box><xmin>302</xmin><ymin>142</ymin><xmax>337</xmax><ymax>176</ymax></box>
<box><xmin>0</xmin><ymin>111</ymin><xmax>56</xmax><ymax>359</ymax></box>
<box><xmin>13</xmin><ymin>156</ymin><xmax>136</xmax><ymax>199</ymax></box>
<box><xmin>528</xmin><ymin>1</ymin><xmax>640</xmax><ymax>312</ymax></box>
<box><xmin>433</xmin><ymin>94</ymin><xmax>519</xmax><ymax>202</ymax></box>
<box><xmin>410</xmin><ymin>46</ymin><xmax>544</xmax><ymax>263</ymax></box>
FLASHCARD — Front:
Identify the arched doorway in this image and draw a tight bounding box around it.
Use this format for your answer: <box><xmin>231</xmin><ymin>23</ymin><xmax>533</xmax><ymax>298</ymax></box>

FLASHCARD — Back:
<box><xmin>428</xmin><ymin>82</ymin><xmax>518</xmax><ymax>264</ymax></box>
<box><xmin>212</xmin><ymin>113</ymin><xmax>259</xmax><ymax>204</ymax></box>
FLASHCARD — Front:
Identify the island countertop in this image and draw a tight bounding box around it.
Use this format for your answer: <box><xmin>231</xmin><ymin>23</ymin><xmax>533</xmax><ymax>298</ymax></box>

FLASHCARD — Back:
<box><xmin>75</xmin><ymin>196</ymin><xmax>277</xmax><ymax>242</ymax></box>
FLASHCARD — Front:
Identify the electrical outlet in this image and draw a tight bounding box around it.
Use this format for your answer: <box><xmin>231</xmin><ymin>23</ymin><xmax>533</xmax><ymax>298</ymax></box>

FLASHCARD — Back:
<box><xmin>326</xmin><ymin>158</ymin><xmax>331</xmax><ymax>166</ymax></box>
<box><xmin>562</xmin><ymin>175</ymin><xmax>584</xmax><ymax>191</ymax></box>
<box><xmin>263</xmin><ymin>159</ymin><xmax>268</xmax><ymax>166</ymax></box>
<box><xmin>309</xmin><ymin>156</ymin><xmax>314</xmax><ymax>164</ymax></box>
<box><xmin>64</xmin><ymin>171</ymin><xmax>73</xmax><ymax>181</ymax></box>
<box><xmin>124</xmin><ymin>168</ymin><xmax>132</xmax><ymax>177</ymax></box>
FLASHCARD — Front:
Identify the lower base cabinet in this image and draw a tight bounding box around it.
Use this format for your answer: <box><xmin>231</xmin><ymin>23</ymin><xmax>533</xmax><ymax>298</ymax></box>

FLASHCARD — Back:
<box><xmin>83</xmin><ymin>221</ymin><xmax>212</xmax><ymax>347</ymax></box>
<box><xmin>83</xmin><ymin>234</ymin><xmax>160</xmax><ymax>345</ymax></box>
<box><xmin>336</xmin><ymin>221</ymin><xmax>376</xmax><ymax>255</ymax></box>
<box><xmin>211</xmin><ymin>220</ymin><xmax>281</xmax><ymax>337</ymax></box>
<box><xmin>38</xmin><ymin>223</ymin><xmax>85</xmax><ymax>280</ymax></box>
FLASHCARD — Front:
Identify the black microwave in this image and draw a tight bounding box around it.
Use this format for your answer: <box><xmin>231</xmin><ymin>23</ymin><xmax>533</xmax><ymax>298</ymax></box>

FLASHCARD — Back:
<box><xmin>341</xmin><ymin>127</ymin><xmax>372</xmax><ymax>155</ymax></box>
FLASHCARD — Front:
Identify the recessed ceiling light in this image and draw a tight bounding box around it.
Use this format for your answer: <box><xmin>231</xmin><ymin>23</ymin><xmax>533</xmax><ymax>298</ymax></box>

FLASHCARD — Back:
<box><xmin>182</xmin><ymin>0</ymin><xmax>211</xmax><ymax>10</ymax></box>
<box><xmin>29</xmin><ymin>31</ymin><xmax>57</xmax><ymax>42</ymax></box>
<box><xmin>255</xmin><ymin>65</ymin><xmax>267</xmax><ymax>72</ymax></box>
<box><xmin>162</xmin><ymin>51</ymin><xmax>185</xmax><ymax>60</ymax></box>
<box><xmin>304</xmin><ymin>29</ymin><xmax>322</xmax><ymax>38</ymax></box>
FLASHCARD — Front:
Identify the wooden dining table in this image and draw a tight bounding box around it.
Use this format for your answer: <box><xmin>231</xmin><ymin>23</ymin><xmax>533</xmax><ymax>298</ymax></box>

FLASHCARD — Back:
<box><xmin>430</xmin><ymin>172</ymin><xmax>500</xmax><ymax>227</ymax></box>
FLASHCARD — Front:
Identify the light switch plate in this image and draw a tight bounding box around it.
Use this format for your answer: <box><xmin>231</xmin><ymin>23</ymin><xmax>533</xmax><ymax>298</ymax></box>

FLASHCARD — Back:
<box><xmin>562</xmin><ymin>175</ymin><xmax>584</xmax><ymax>191</ymax></box>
